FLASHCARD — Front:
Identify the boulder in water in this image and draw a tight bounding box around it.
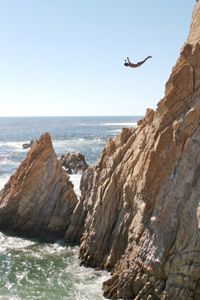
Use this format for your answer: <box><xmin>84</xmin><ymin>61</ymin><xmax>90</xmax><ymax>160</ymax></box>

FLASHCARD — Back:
<box><xmin>60</xmin><ymin>152</ymin><xmax>88</xmax><ymax>174</ymax></box>
<box><xmin>22</xmin><ymin>140</ymin><xmax>35</xmax><ymax>149</ymax></box>
<box><xmin>0</xmin><ymin>133</ymin><xmax>78</xmax><ymax>239</ymax></box>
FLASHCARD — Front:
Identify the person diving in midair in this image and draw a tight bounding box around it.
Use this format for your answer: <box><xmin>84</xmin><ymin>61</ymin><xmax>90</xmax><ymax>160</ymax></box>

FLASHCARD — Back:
<box><xmin>124</xmin><ymin>56</ymin><xmax>152</xmax><ymax>68</ymax></box>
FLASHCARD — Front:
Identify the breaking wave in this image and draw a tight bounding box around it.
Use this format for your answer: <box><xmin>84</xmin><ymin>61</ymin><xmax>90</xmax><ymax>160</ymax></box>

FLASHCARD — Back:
<box><xmin>0</xmin><ymin>232</ymin><xmax>109</xmax><ymax>299</ymax></box>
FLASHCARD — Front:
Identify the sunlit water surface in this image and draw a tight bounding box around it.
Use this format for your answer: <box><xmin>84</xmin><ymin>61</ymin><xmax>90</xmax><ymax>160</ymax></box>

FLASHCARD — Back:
<box><xmin>0</xmin><ymin>233</ymin><xmax>109</xmax><ymax>299</ymax></box>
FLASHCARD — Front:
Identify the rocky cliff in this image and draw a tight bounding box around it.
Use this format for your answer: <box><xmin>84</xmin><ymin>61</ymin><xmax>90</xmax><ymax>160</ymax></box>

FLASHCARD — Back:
<box><xmin>77</xmin><ymin>1</ymin><xmax>200</xmax><ymax>299</ymax></box>
<box><xmin>0</xmin><ymin>2</ymin><xmax>199</xmax><ymax>299</ymax></box>
<box><xmin>0</xmin><ymin>133</ymin><xmax>78</xmax><ymax>239</ymax></box>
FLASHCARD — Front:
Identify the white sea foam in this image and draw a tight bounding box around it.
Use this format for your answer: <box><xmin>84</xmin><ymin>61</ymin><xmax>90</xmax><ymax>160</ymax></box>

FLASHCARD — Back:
<box><xmin>0</xmin><ymin>175</ymin><xmax>10</xmax><ymax>190</ymax></box>
<box><xmin>68</xmin><ymin>260</ymin><xmax>109</xmax><ymax>300</ymax></box>
<box><xmin>0</xmin><ymin>232</ymin><xmax>35</xmax><ymax>252</ymax></box>
<box><xmin>0</xmin><ymin>232</ymin><xmax>109</xmax><ymax>300</ymax></box>
<box><xmin>53</xmin><ymin>138</ymin><xmax>103</xmax><ymax>148</ymax></box>
<box><xmin>101</xmin><ymin>122</ymin><xmax>137</xmax><ymax>126</ymax></box>
<box><xmin>0</xmin><ymin>296</ymin><xmax>20</xmax><ymax>300</ymax></box>
<box><xmin>0</xmin><ymin>157</ymin><xmax>19</xmax><ymax>166</ymax></box>
<box><xmin>0</xmin><ymin>141</ymin><xmax>25</xmax><ymax>149</ymax></box>
<box><xmin>70</xmin><ymin>174</ymin><xmax>81</xmax><ymax>198</ymax></box>
<box><xmin>108</xmin><ymin>129</ymin><xmax>122</xmax><ymax>134</ymax></box>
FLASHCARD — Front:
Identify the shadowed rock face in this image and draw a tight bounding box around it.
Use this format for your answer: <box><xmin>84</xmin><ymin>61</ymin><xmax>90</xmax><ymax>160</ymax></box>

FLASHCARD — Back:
<box><xmin>64</xmin><ymin>166</ymin><xmax>94</xmax><ymax>244</ymax></box>
<box><xmin>77</xmin><ymin>1</ymin><xmax>200</xmax><ymax>299</ymax></box>
<box><xmin>0</xmin><ymin>133</ymin><xmax>78</xmax><ymax>239</ymax></box>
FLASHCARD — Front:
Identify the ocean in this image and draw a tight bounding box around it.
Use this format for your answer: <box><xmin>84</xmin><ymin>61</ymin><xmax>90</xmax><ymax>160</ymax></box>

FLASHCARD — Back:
<box><xmin>0</xmin><ymin>116</ymin><xmax>141</xmax><ymax>300</ymax></box>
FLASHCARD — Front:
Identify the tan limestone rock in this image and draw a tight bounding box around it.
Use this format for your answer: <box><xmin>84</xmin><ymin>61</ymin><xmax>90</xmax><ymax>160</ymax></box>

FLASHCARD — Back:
<box><xmin>78</xmin><ymin>1</ymin><xmax>200</xmax><ymax>299</ymax></box>
<box><xmin>0</xmin><ymin>133</ymin><xmax>78</xmax><ymax>239</ymax></box>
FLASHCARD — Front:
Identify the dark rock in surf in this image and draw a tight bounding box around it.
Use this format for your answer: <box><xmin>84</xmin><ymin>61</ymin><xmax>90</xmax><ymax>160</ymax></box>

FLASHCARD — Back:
<box><xmin>22</xmin><ymin>140</ymin><xmax>35</xmax><ymax>149</ymax></box>
<box><xmin>60</xmin><ymin>152</ymin><xmax>88</xmax><ymax>174</ymax></box>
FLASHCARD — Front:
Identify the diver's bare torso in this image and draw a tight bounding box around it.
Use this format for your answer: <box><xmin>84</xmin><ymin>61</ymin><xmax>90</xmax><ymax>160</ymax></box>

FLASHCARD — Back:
<box><xmin>124</xmin><ymin>56</ymin><xmax>152</xmax><ymax>68</ymax></box>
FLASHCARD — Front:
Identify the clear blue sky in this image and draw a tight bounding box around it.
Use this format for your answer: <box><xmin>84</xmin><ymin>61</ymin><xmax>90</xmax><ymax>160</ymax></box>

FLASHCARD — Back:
<box><xmin>0</xmin><ymin>0</ymin><xmax>195</xmax><ymax>116</ymax></box>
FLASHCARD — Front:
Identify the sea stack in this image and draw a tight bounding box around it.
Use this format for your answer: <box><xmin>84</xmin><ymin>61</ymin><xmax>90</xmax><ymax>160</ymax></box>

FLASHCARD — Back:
<box><xmin>0</xmin><ymin>133</ymin><xmax>78</xmax><ymax>239</ymax></box>
<box><xmin>77</xmin><ymin>1</ymin><xmax>200</xmax><ymax>299</ymax></box>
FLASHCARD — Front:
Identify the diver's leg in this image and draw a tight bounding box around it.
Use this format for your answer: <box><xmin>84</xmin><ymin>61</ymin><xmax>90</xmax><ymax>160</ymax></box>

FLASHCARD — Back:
<box><xmin>136</xmin><ymin>56</ymin><xmax>152</xmax><ymax>66</ymax></box>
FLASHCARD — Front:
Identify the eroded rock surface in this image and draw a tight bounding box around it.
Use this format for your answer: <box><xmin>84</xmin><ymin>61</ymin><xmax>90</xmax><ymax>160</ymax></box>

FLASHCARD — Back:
<box><xmin>77</xmin><ymin>1</ymin><xmax>200</xmax><ymax>299</ymax></box>
<box><xmin>0</xmin><ymin>133</ymin><xmax>78</xmax><ymax>239</ymax></box>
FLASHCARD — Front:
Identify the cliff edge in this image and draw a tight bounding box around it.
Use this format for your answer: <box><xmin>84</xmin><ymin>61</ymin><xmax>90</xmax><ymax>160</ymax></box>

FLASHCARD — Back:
<box><xmin>77</xmin><ymin>1</ymin><xmax>200</xmax><ymax>299</ymax></box>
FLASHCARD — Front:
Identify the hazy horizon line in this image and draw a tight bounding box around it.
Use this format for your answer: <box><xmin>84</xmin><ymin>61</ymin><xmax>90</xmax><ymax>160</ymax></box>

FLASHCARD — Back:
<box><xmin>0</xmin><ymin>115</ymin><xmax>143</xmax><ymax>118</ymax></box>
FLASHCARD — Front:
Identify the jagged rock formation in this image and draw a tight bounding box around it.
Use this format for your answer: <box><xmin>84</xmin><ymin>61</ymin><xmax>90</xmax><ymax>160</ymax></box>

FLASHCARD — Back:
<box><xmin>77</xmin><ymin>1</ymin><xmax>200</xmax><ymax>299</ymax></box>
<box><xmin>0</xmin><ymin>2</ymin><xmax>199</xmax><ymax>299</ymax></box>
<box><xmin>0</xmin><ymin>133</ymin><xmax>78</xmax><ymax>239</ymax></box>
<box><xmin>60</xmin><ymin>152</ymin><xmax>88</xmax><ymax>174</ymax></box>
